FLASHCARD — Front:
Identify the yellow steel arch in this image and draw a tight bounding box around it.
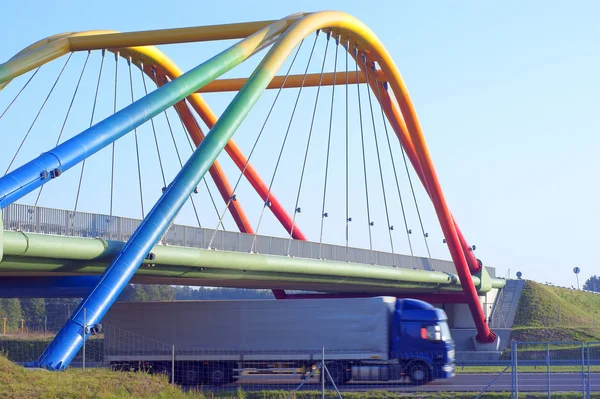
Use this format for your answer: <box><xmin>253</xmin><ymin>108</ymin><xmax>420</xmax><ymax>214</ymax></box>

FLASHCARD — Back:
<box><xmin>0</xmin><ymin>11</ymin><xmax>494</xmax><ymax>342</ymax></box>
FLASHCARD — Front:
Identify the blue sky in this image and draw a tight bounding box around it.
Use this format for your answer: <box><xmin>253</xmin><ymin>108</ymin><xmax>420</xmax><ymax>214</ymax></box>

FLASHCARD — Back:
<box><xmin>0</xmin><ymin>1</ymin><xmax>599</xmax><ymax>288</ymax></box>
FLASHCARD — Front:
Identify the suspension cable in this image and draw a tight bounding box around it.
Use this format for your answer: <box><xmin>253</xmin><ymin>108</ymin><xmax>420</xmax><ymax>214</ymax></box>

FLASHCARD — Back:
<box><xmin>146</xmin><ymin>69</ymin><xmax>207</xmax><ymax>229</ymax></box>
<box><xmin>4</xmin><ymin>54</ymin><xmax>73</xmax><ymax>175</ymax></box>
<box><xmin>173</xmin><ymin>101</ymin><xmax>224</xmax><ymax>230</ymax></box>
<box><xmin>363</xmin><ymin>54</ymin><xmax>395</xmax><ymax>262</ymax></box>
<box><xmin>146</xmin><ymin>67</ymin><xmax>167</xmax><ymax>188</ymax></box>
<box><xmin>286</xmin><ymin>31</ymin><xmax>330</xmax><ymax>256</ymax></box>
<box><xmin>35</xmin><ymin>51</ymin><xmax>91</xmax><ymax>207</ymax></box>
<box><xmin>353</xmin><ymin>46</ymin><xmax>374</xmax><ymax>262</ymax></box>
<box><xmin>156</xmin><ymin>75</ymin><xmax>208</xmax><ymax>230</ymax></box>
<box><xmin>163</xmin><ymin>104</ymin><xmax>203</xmax><ymax>229</ymax></box>
<box><xmin>374</xmin><ymin>80</ymin><xmax>414</xmax><ymax>256</ymax></box>
<box><xmin>109</xmin><ymin>51</ymin><xmax>119</xmax><ymax>218</ymax></box>
<box><xmin>128</xmin><ymin>56</ymin><xmax>145</xmax><ymax>218</ymax></box>
<box><xmin>250</xmin><ymin>32</ymin><xmax>320</xmax><ymax>253</ymax></box>
<box><xmin>318</xmin><ymin>34</ymin><xmax>339</xmax><ymax>259</ymax></box>
<box><xmin>206</xmin><ymin>39</ymin><xmax>306</xmax><ymax>249</ymax></box>
<box><xmin>345</xmin><ymin>40</ymin><xmax>350</xmax><ymax>261</ymax></box>
<box><xmin>75</xmin><ymin>50</ymin><xmax>106</xmax><ymax>212</ymax></box>
<box><xmin>403</xmin><ymin>139</ymin><xmax>431</xmax><ymax>257</ymax></box>
<box><xmin>0</xmin><ymin>67</ymin><xmax>41</xmax><ymax>121</ymax></box>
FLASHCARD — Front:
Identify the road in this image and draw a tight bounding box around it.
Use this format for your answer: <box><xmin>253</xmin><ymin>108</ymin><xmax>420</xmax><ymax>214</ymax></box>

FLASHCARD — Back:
<box><xmin>192</xmin><ymin>373</ymin><xmax>600</xmax><ymax>393</ymax></box>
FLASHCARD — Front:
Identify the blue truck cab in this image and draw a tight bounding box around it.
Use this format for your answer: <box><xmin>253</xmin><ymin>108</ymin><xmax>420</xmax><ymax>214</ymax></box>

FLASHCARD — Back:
<box><xmin>390</xmin><ymin>298</ymin><xmax>455</xmax><ymax>383</ymax></box>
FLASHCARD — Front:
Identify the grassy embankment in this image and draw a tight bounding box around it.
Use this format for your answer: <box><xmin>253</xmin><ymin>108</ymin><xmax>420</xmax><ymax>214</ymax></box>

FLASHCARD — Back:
<box><xmin>510</xmin><ymin>280</ymin><xmax>600</xmax><ymax>343</ymax></box>
<box><xmin>1</xmin><ymin>350</ymin><xmax>598</xmax><ymax>399</ymax></box>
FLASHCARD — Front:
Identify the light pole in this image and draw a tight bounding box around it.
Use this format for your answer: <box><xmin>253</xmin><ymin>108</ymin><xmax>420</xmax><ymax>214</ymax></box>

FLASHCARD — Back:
<box><xmin>573</xmin><ymin>267</ymin><xmax>580</xmax><ymax>290</ymax></box>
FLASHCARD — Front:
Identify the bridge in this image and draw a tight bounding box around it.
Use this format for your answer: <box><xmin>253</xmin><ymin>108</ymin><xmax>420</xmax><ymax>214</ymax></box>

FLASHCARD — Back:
<box><xmin>0</xmin><ymin>11</ymin><xmax>505</xmax><ymax>370</ymax></box>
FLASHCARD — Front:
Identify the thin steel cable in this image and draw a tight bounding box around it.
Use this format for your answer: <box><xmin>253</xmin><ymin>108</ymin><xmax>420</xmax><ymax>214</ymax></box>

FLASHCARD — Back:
<box><xmin>250</xmin><ymin>32</ymin><xmax>320</xmax><ymax>253</ymax></box>
<box><xmin>35</xmin><ymin>51</ymin><xmax>91</xmax><ymax>207</ymax></box>
<box><xmin>4</xmin><ymin>54</ymin><xmax>73</xmax><ymax>175</ymax></box>
<box><xmin>163</xmin><ymin>107</ymin><xmax>204</xmax><ymax>229</ymax></box>
<box><xmin>345</xmin><ymin>40</ymin><xmax>350</xmax><ymax>261</ymax></box>
<box><xmin>384</xmin><ymin>80</ymin><xmax>431</xmax><ymax>257</ymax></box>
<box><xmin>0</xmin><ymin>67</ymin><xmax>41</xmax><ymax>121</ymax></box>
<box><xmin>145</xmin><ymin>67</ymin><xmax>167</xmax><ymax>187</ymax></box>
<box><xmin>109</xmin><ymin>51</ymin><xmax>119</xmax><ymax>218</ymax></box>
<box><xmin>286</xmin><ymin>31</ymin><xmax>330</xmax><ymax>256</ymax></box>
<box><xmin>374</xmin><ymin>80</ymin><xmax>414</xmax><ymax>256</ymax></box>
<box><xmin>75</xmin><ymin>50</ymin><xmax>106</xmax><ymax>212</ymax></box>
<box><xmin>402</xmin><ymin>125</ymin><xmax>432</xmax><ymax>257</ymax></box>
<box><xmin>353</xmin><ymin>46</ymin><xmax>374</xmax><ymax>262</ymax></box>
<box><xmin>363</xmin><ymin>54</ymin><xmax>395</xmax><ymax>261</ymax></box>
<box><xmin>206</xmin><ymin>40</ymin><xmax>306</xmax><ymax>249</ymax></box>
<box><xmin>173</xmin><ymin>102</ymin><xmax>224</xmax><ymax>230</ymax></box>
<box><xmin>128</xmin><ymin>57</ymin><xmax>145</xmax><ymax>218</ymax></box>
<box><xmin>147</xmin><ymin>71</ymin><xmax>208</xmax><ymax>229</ymax></box>
<box><xmin>318</xmin><ymin>35</ymin><xmax>339</xmax><ymax>259</ymax></box>
<box><xmin>156</xmin><ymin>81</ymin><xmax>207</xmax><ymax>230</ymax></box>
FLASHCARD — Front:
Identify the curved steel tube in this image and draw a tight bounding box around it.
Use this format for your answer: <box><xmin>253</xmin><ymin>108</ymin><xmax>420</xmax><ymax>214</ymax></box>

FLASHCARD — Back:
<box><xmin>0</xmin><ymin>12</ymin><xmax>496</xmax><ymax>370</ymax></box>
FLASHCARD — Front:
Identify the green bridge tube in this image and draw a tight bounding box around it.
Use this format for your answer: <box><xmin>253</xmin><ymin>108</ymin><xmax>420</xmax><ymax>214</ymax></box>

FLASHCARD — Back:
<box><xmin>1</xmin><ymin>231</ymin><xmax>505</xmax><ymax>291</ymax></box>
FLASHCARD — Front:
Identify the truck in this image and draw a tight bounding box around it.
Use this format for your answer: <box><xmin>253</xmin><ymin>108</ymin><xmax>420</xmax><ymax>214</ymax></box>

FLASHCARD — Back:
<box><xmin>102</xmin><ymin>296</ymin><xmax>455</xmax><ymax>386</ymax></box>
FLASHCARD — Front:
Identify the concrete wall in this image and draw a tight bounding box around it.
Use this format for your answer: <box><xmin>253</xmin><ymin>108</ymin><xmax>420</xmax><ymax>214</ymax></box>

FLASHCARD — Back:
<box><xmin>435</xmin><ymin>288</ymin><xmax>500</xmax><ymax>329</ymax></box>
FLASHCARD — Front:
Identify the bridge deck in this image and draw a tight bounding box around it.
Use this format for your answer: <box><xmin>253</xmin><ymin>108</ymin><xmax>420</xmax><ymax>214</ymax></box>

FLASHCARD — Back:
<box><xmin>2</xmin><ymin>203</ymin><xmax>496</xmax><ymax>278</ymax></box>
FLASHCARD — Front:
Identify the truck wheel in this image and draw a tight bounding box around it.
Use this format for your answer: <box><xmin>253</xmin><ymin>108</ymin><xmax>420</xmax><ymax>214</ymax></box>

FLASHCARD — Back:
<box><xmin>409</xmin><ymin>362</ymin><xmax>431</xmax><ymax>386</ymax></box>
<box><xmin>210</xmin><ymin>366</ymin><xmax>231</xmax><ymax>386</ymax></box>
<box><xmin>324</xmin><ymin>362</ymin><xmax>347</xmax><ymax>386</ymax></box>
<box><xmin>185</xmin><ymin>368</ymin><xmax>201</xmax><ymax>386</ymax></box>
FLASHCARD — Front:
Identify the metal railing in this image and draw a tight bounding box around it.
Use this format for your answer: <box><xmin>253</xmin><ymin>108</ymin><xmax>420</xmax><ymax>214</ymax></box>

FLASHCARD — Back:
<box><xmin>2</xmin><ymin>203</ymin><xmax>474</xmax><ymax>275</ymax></box>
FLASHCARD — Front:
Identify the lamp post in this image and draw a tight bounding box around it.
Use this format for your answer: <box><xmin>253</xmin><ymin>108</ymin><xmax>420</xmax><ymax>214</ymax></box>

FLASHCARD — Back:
<box><xmin>573</xmin><ymin>267</ymin><xmax>580</xmax><ymax>290</ymax></box>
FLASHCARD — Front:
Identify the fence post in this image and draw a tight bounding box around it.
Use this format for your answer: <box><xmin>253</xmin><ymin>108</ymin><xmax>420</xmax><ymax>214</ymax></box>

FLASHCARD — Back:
<box><xmin>546</xmin><ymin>343</ymin><xmax>550</xmax><ymax>399</ymax></box>
<box><xmin>322</xmin><ymin>346</ymin><xmax>325</xmax><ymax>399</ymax></box>
<box><xmin>581</xmin><ymin>342</ymin><xmax>585</xmax><ymax>399</ymax></box>
<box><xmin>83</xmin><ymin>308</ymin><xmax>86</xmax><ymax>371</ymax></box>
<box><xmin>171</xmin><ymin>345</ymin><xmax>175</xmax><ymax>386</ymax></box>
<box><xmin>44</xmin><ymin>315</ymin><xmax>47</xmax><ymax>336</ymax></box>
<box><xmin>513</xmin><ymin>340</ymin><xmax>519</xmax><ymax>399</ymax></box>
<box><xmin>511</xmin><ymin>341</ymin><xmax>514</xmax><ymax>397</ymax></box>
<box><xmin>587</xmin><ymin>343</ymin><xmax>591</xmax><ymax>399</ymax></box>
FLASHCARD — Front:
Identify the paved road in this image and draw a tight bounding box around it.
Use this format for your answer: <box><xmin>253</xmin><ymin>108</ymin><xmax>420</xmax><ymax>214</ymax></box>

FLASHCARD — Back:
<box><xmin>192</xmin><ymin>373</ymin><xmax>600</xmax><ymax>393</ymax></box>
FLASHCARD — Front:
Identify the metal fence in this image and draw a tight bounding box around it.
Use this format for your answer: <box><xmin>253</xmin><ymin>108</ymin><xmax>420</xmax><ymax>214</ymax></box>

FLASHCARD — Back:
<box><xmin>3</xmin><ymin>326</ymin><xmax>600</xmax><ymax>397</ymax></box>
<box><xmin>1</xmin><ymin>324</ymin><xmax>454</xmax><ymax>395</ymax></box>
<box><xmin>1</xmin><ymin>203</ymin><xmax>472</xmax><ymax>275</ymax></box>
<box><xmin>473</xmin><ymin>341</ymin><xmax>600</xmax><ymax>398</ymax></box>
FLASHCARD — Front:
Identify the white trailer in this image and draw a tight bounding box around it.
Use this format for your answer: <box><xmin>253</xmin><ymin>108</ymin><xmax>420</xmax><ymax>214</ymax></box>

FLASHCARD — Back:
<box><xmin>103</xmin><ymin>297</ymin><xmax>454</xmax><ymax>385</ymax></box>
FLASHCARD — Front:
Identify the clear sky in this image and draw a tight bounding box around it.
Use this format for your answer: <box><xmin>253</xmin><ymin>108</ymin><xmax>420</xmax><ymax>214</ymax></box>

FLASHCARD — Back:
<box><xmin>0</xmin><ymin>1</ymin><xmax>598</xmax><ymax>288</ymax></box>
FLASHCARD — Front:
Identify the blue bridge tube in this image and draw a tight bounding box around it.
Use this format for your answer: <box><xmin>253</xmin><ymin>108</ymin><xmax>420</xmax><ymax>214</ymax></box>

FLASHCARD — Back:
<box><xmin>32</xmin><ymin>23</ymin><xmax>287</xmax><ymax>369</ymax></box>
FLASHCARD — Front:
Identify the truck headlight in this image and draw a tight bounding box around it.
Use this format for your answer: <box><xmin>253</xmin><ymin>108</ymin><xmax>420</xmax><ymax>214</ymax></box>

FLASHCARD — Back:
<box><xmin>443</xmin><ymin>364</ymin><xmax>454</xmax><ymax>372</ymax></box>
<box><xmin>447</xmin><ymin>349</ymin><xmax>455</xmax><ymax>361</ymax></box>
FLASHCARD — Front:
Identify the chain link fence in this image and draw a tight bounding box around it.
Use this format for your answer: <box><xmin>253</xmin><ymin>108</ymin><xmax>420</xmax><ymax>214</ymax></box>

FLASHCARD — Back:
<box><xmin>471</xmin><ymin>341</ymin><xmax>600</xmax><ymax>398</ymax></box>
<box><xmin>3</xmin><ymin>327</ymin><xmax>600</xmax><ymax>397</ymax></box>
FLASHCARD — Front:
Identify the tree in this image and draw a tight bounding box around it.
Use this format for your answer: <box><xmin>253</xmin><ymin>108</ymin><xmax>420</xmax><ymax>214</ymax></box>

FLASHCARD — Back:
<box><xmin>21</xmin><ymin>298</ymin><xmax>46</xmax><ymax>330</ymax></box>
<box><xmin>583</xmin><ymin>275</ymin><xmax>600</xmax><ymax>293</ymax></box>
<box><xmin>121</xmin><ymin>285</ymin><xmax>176</xmax><ymax>302</ymax></box>
<box><xmin>2</xmin><ymin>298</ymin><xmax>23</xmax><ymax>329</ymax></box>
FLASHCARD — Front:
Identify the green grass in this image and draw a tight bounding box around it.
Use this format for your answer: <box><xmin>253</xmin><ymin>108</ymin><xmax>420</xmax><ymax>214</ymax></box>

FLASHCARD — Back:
<box><xmin>0</xmin><ymin>353</ymin><xmax>193</xmax><ymax>399</ymax></box>
<box><xmin>511</xmin><ymin>281</ymin><xmax>600</xmax><ymax>342</ymax></box>
<box><xmin>1</xmin><ymin>353</ymin><xmax>599</xmax><ymax>399</ymax></box>
<box><xmin>456</xmin><ymin>365</ymin><xmax>599</xmax><ymax>374</ymax></box>
<box><xmin>211</xmin><ymin>392</ymin><xmax>600</xmax><ymax>399</ymax></box>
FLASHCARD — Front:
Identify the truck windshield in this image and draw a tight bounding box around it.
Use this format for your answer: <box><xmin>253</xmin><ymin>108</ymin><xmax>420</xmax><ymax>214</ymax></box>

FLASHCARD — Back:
<box><xmin>439</xmin><ymin>321</ymin><xmax>451</xmax><ymax>341</ymax></box>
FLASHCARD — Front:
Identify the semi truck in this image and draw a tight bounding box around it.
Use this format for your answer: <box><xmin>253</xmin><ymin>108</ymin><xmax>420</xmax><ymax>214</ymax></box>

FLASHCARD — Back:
<box><xmin>103</xmin><ymin>296</ymin><xmax>455</xmax><ymax>386</ymax></box>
